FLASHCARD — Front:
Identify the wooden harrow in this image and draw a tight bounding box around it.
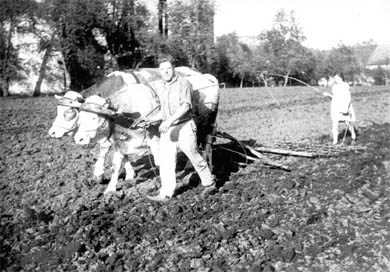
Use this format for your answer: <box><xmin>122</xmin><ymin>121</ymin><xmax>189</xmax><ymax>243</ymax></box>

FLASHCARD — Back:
<box><xmin>208</xmin><ymin>129</ymin><xmax>367</xmax><ymax>172</ymax></box>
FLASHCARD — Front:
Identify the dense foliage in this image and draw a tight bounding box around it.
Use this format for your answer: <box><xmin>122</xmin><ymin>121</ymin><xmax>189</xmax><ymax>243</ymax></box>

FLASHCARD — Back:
<box><xmin>0</xmin><ymin>0</ymin><xmax>38</xmax><ymax>96</ymax></box>
<box><xmin>0</xmin><ymin>0</ymin><xmax>388</xmax><ymax>95</ymax></box>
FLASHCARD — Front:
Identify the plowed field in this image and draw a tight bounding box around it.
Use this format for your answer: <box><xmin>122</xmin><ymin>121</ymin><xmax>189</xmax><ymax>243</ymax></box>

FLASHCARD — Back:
<box><xmin>1</xmin><ymin>86</ymin><xmax>390</xmax><ymax>271</ymax></box>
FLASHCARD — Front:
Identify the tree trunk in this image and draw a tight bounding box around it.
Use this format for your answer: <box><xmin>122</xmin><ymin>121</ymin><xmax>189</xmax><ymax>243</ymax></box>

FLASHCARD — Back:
<box><xmin>158</xmin><ymin>0</ymin><xmax>168</xmax><ymax>37</ymax></box>
<box><xmin>190</xmin><ymin>54</ymin><xmax>198</xmax><ymax>69</ymax></box>
<box><xmin>283</xmin><ymin>71</ymin><xmax>290</xmax><ymax>87</ymax></box>
<box><xmin>258</xmin><ymin>74</ymin><xmax>267</xmax><ymax>87</ymax></box>
<box><xmin>60</xmin><ymin>52</ymin><xmax>69</xmax><ymax>91</ymax></box>
<box><xmin>2</xmin><ymin>20</ymin><xmax>15</xmax><ymax>97</ymax></box>
<box><xmin>240</xmin><ymin>74</ymin><xmax>244</xmax><ymax>88</ymax></box>
<box><xmin>33</xmin><ymin>34</ymin><xmax>55</xmax><ymax>97</ymax></box>
<box><xmin>0</xmin><ymin>78</ymin><xmax>7</xmax><ymax>97</ymax></box>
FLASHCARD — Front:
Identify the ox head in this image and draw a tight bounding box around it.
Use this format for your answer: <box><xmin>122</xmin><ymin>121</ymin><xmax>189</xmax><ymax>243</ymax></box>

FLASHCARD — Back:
<box><xmin>74</xmin><ymin>95</ymin><xmax>112</xmax><ymax>145</ymax></box>
<box><xmin>48</xmin><ymin>91</ymin><xmax>84</xmax><ymax>138</ymax></box>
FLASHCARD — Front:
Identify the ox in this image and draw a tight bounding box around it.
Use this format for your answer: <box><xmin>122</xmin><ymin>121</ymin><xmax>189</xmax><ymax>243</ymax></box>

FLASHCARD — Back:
<box><xmin>48</xmin><ymin>71</ymin><xmax>143</xmax><ymax>183</ymax></box>
<box><xmin>323</xmin><ymin>75</ymin><xmax>356</xmax><ymax>144</ymax></box>
<box><xmin>74</xmin><ymin>72</ymin><xmax>219</xmax><ymax>194</ymax></box>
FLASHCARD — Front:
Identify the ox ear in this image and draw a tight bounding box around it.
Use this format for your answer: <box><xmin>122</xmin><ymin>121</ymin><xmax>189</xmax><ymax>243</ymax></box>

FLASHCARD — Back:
<box><xmin>104</xmin><ymin>98</ymin><xmax>111</xmax><ymax>108</ymax></box>
<box><xmin>54</xmin><ymin>94</ymin><xmax>62</xmax><ymax>100</ymax></box>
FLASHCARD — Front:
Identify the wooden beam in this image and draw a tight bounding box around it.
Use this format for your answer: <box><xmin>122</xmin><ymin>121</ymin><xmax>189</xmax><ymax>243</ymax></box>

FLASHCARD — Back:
<box><xmin>245</xmin><ymin>145</ymin><xmax>291</xmax><ymax>172</ymax></box>
<box><xmin>215</xmin><ymin>130</ymin><xmax>291</xmax><ymax>171</ymax></box>
<box><xmin>254</xmin><ymin>147</ymin><xmax>315</xmax><ymax>158</ymax></box>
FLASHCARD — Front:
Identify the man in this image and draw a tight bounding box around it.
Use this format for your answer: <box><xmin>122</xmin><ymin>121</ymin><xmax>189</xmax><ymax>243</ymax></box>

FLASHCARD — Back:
<box><xmin>323</xmin><ymin>74</ymin><xmax>356</xmax><ymax>144</ymax></box>
<box><xmin>147</xmin><ymin>54</ymin><xmax>216</xmax><ymax>202</ymax></box>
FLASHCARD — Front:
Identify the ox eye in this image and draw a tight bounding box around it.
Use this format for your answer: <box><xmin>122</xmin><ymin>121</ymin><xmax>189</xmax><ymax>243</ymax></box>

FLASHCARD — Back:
<box><xmin>63</xmin><ymin>108</ymin><xmax>78</xmax><ymax>121</ymax></box>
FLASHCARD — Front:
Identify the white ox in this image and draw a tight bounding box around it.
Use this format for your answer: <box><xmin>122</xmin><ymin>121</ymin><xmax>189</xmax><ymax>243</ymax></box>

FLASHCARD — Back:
<box><xmin>74</xmin><ymin>72</ymin><xmax>219</xmax><ymax>194</ymax></box>
<box><xmin>48</xmin><ymin>71</ymin><xmax>144</xmax><ymax>183</ymax></box>
<box><xmin>323</xmin><ymin>75</ymin><xmax>356</xmax><ymax>144</ymax></box>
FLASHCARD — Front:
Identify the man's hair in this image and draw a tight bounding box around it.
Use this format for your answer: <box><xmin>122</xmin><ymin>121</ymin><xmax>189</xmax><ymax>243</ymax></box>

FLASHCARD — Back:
<box><xmin>157</xmin><ymin>54</ymin><xmax>175</xmax><ymax>66</ymax></box>
<box><xmin>332</xmin><ymin>72</ymin><xmax>345</xmax><ymax>81</ymax></box>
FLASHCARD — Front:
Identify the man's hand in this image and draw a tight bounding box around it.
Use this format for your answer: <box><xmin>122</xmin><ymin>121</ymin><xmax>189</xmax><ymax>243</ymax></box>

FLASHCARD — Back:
<box><xmin>159</xmin><ymin>103</ymin><xmax>190</xmax><ymax>133</ymax></box>
<box><xmin>159</xmin><ymin>119</ymin><xmax>173</xmax><ymax>133</ymax></box>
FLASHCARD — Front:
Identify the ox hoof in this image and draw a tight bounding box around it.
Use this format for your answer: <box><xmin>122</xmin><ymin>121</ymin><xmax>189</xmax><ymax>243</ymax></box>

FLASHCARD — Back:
<box><xmin>124</xmin><ymin>178</ymin><xmax>137</xmax><ymax>187</ymax></box>
<box><xmin>104</xmin><ymin>187</ymin><xmax>117</xmax><ymax>195</ymax></box>
<box><xmin>92</xmin><ymin>175</ymin><xmax>104</xmax><ymax>184</ymax></box>
<box><xmin>125</xmin><ymin>173</ymin><xmax>136</xmax><ymax>181</ymax></box>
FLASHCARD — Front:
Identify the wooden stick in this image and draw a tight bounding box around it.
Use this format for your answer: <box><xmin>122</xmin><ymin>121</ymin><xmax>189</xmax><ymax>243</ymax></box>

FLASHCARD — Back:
<box><xmin>245</xmin><ymin>145</ymin><xmax>291</xmax><ymax>171</ymax></box>
<box><xmin>218</xmin><ymin>146</ymin><xmax>261</xmax><ymax>162</ymax></box>
<box><xmin>254</xmin><ymin>147</ymin><xmax>315</xmax><ymax>158</ymax></box>
<box><xmin>215</xmin><ymin>130</ymin><xmax>291</xmax><ymax>171</ymax></box>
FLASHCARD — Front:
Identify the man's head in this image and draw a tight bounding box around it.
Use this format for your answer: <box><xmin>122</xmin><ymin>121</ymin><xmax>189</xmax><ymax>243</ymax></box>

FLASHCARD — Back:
<box><xmin>158</xmin><ymin>54</ymin><xmax>175</xmax><ymax>82</ymax></box>
<box><xmin>332</xmin><ymin>72</ymin><xmax>345</xmax><ymax>83</ymax></box>
<box><xmin>334</xmin><ymin>75</ymin><xmax>343</xmax><ymax>84</ymax></box>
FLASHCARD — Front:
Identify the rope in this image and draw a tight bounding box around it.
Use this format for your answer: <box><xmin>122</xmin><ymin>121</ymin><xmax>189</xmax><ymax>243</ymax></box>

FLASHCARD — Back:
<box><xmin>130</xmin><ymin>105</ymin><xmax>160</xmax><ymax>129</ymax></box>
<box><xmin>261</xmin><ymin>72</ymin><xmax>323</xmax><ymax>94</ymax></box>
<box><xmin>140</xmin><ymin>128</ymin><xmax>159</xmax><ymax>179</ymax></box>
<box><xmin>193</xmin><ymin>83</ymin><xmax>226</xmax><ymax>91</ymax></box>
<box><xmin>218</xmin><ymin>146</ymin><xmax>253</xmax><ymax>163</ymax></box>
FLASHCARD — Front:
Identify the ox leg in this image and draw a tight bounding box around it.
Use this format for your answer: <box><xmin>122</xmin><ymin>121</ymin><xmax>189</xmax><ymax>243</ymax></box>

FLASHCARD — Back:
<box><xmin>124</xmin><ymin>156</ymin><xmax>135</xmax><ymax>180</ymax></box>
<box><xmin>104</xmin><ymin>151</ymin><xmax>124</xmax><ymax>194</ymax></box>
<box><xmin>93</xmin><ymin>145</ymin><xmax>110</xmax><ymax>183</ymax></box>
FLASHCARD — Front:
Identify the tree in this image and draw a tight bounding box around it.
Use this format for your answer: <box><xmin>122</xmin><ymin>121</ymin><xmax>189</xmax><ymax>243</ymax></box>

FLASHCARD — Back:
<box><xmin>38</xmin><ymin>0</ymin><xmax>151</xmax><ymax>91</ymax></box>
<box><xmin>36</xmin><ymin>0</ymin><xmax>106</xmax><ymax>91</ymax></box>
<box><xmin>372</xmin><ymin>65</ymin><xmax>390</xmax><ymax>85</ymax></box>
<box><xmin>0</xmin><ymin>0</ymin><xmax>37</xmax><ymax>96</ymax></box>
<box><xmin>158</xmin><ymin>0</ymin><xmax>168</xmax><ymax>37</ymax></box>
<box><xmin>259</xmin><ymin>9</ymin><xmax>309</xmax><ymax>86</ymax></box>
<box><xmin>216</xmin><ymin>32</ymin><xmax>255</xmax><ymax>87</ymax></box>
<box><xmin>33</xmin><ymin>32</ymin><xmax>56</xmax><ymax>97</ymax></box>
<box><xmin>251</xmin><ymin>45</ymin><xmax>275</xmax><ymax>87</ymax></box>
<box><xmin>102</xmin><ymin>0</ymin><xmax>151</xmax><ymax>69</ymax></box>
<box><xmin>167</xmin><ymin>0</ymin><xmax>217</xmax><ymax>72</ymax></box>
<box><xmin>326</xmin><ymin>43</ymin><xmax>361</xmax><ymax>84</ymax></box>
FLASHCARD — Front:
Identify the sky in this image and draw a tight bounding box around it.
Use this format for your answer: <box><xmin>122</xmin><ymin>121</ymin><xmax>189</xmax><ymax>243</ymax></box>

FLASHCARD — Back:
<box><xmin>213</xmin><ymin>0</ymin><xmax>390</xmax><ymax>49</ymax></box>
